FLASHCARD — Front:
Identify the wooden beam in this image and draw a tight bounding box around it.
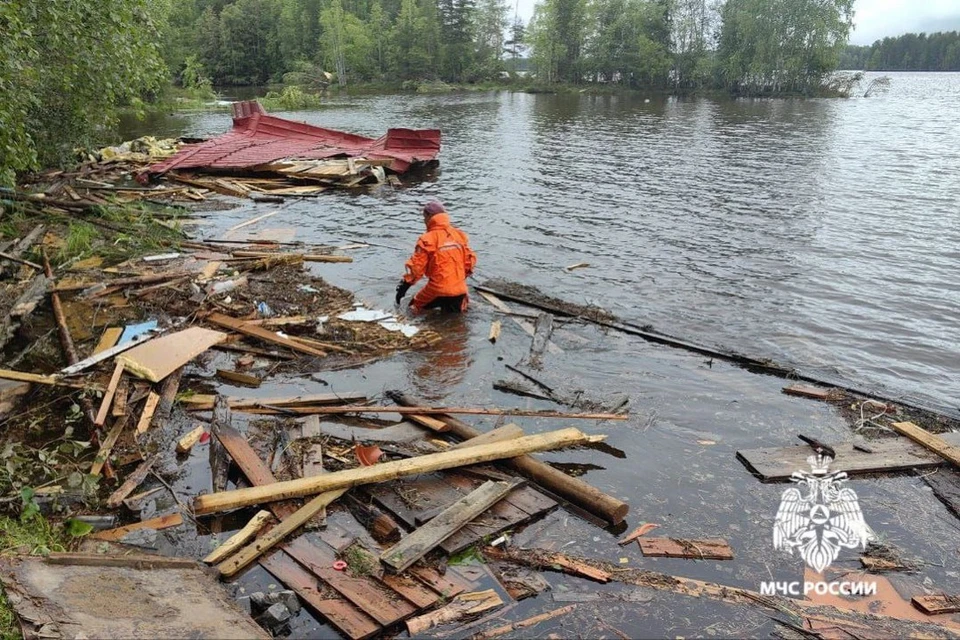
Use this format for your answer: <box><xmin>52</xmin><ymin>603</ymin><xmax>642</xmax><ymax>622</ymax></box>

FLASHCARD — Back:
<box><xmin>203</xmin><ymin>510</ymin><xmax>273</xmax><ymax>565</ymax></box>
<box><xmin>912</xmin><ymin>594</ymin><xmax>960</xmax><ymax>615</ymax></box>
<box><xmin>735</xmin><ymin>434</ymin><xmax>960</xmax><ymax>482</ymax></box>
<box><xmin>889</xmin><ymin>421</ymin><xmax>960</xmax><ymax>468</ymax></box>
<box><xmin>450</xmin><ymin>424</ymin><xmax>525</xmax><ymax>450</ymax></box>
<box><xmin>91</xmin><ymin>512</ymin><xmax>184</xmax><ymax>541</ymax></box>
<box><xmin>0</xmin><ymin>368</ymin><xmax>97</xmax><ymax>390</ymax></box>
<box><xmin>638</xmin><ymin>538</ymin><xmax>734</xmax><ymax>560</ymax></box>
<box><xmin>234</xmin><ymin>405</ymin><xmax>628</xmax><ymax>420</ymax></box>
<box><xmin>182</xmin><ymin>392</ymin><xmax>366</xmax><ymax>411</ymax></box>
<box><xmin>106</xmin><ymin>454</ymin><xmax>159</xmax><ymax>509</ymax></box>
<box><xmin>206</xmin><ymin>313</ymin><xmax>327</xmax><ymax>358</ymax></box>
<box><xmin>135</xmin><ymin>392</ymin><xmax>161</xmax><ymax>436</ymax></box>
<box><xmin>193</xmin><ymin>427</ymin><xmax>597</xmax><ymax>515</ymax></box>
<box><xmin>176</xmin><ymin>424</ymin><xmax>206</xmax><ymax>453</ymax></box>
<box><xmin>94</xmin><ymin>362</ymin><xmax>125</xmax><ymax>426</ymax></box>
<box><xmin>91</xmin><ymin>416</ymin><xmax>128</xmax><ymax>476</ymax></box>
<box><xmin>381</xmin><ymin>481</ymin><xmax>516</xmax><ymax>573</ymax></box>
<box><xmin>391</xmin><ymin>392</ymin><xmax>628</xmax><ymax>525</ymax></box>
<box><xmin>216</xmin><ymin>489</ymin><xmax>347</xmax><ymax>577</ymax></box>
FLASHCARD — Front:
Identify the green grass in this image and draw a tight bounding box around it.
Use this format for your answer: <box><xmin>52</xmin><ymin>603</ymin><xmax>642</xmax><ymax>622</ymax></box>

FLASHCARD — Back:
<box><xmin>0</xmin><ymin>515</ymin><xmax>69</xmax><ymax>640</ymax></box>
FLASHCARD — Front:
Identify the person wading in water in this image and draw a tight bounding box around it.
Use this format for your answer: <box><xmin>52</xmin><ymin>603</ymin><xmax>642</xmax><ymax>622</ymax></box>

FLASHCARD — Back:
<box><xmin>395</xmin><ymin>201</ymin><xmax>477</xmax><ymax>313</ymax></box>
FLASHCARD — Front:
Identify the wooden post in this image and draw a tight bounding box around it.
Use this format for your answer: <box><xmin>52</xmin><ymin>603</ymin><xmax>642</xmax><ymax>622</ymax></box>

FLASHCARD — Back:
<box><xmin>390</xmin><ymin>392</ymin><xmax>629</xmax><ymax>525</ymax></box>
<box><xmin>193</xmin><ymin>427</ymin><xmax>597</xmax><ymax>515</ymax></box>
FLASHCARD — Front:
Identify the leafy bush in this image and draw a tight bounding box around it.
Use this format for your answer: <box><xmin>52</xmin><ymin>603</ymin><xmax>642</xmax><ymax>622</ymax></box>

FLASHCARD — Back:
<box><xmin>0</xmin><ymin>1</ymin><xmax>168</xmax><ymax>185</ymax></box>
<box><xmin>260</xmin><ymin>86</ymin><xmax>323</xmax><ymax>111</ymax></box>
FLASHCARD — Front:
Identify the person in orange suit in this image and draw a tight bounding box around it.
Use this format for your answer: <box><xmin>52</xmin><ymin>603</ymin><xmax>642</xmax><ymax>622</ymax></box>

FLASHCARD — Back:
<box><xmin>395</xmin><ymin>201</ymin><xmax>477</xmax><ymax>313</ymax></box>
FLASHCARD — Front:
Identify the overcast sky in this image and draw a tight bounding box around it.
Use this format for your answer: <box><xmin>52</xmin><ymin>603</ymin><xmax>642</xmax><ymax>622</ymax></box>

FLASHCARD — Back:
<box><xmin>509</xmin><ymin>0</ymin><xmax>960</xmax><ymax>46</ymax></box>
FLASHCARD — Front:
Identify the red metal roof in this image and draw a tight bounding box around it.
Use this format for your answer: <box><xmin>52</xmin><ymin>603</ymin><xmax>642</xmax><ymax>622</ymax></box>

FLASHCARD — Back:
<box><xmin>147</xmin><ymin>101</ymin><xmax>441</xmax><ymax>175</ymax></box>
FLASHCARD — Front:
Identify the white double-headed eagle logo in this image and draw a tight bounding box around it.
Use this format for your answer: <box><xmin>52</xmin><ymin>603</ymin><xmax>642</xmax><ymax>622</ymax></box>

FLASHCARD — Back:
<box><xmin>773</xmin><ymin>454</ymin><xmax>874</xmax><ymax>573</ymax></box>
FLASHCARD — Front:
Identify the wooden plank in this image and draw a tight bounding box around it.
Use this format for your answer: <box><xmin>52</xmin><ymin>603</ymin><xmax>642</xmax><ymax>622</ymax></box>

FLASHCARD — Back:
<box><xmin>91</xmin><ymin>416</ymin><xmax>128</xmax><ymax>476</ymax></box>
<box><xmin>301</xmin><ymin>416</ymin><xmax>326</xmax><ymax>527</ymax></box>
<box><xmin>216</xmin><ymin>369</ymin><xmax>262</xmax><ymax>388</ymax></box>
<box><xmin>111</xmin><ymin>380</ymin><xmax>129</xmax><ymax>417</ymax></box>
<box><xmin>407</xmin><ymin>413</ymin><xmax>450</xmax><ymax>432</ymax></box>
<box><xmin>118</xmin><ymin>327</ymin><xmax>226</xmax><ymax>382</ymax></box>
<box><xmin>206</xmin><ymin>313</ymin><xmax>327</xmax><ymax>358</ymax></box>
<box><xmin>736</xmin><ymin>434</ymin><xmax>960</xmax><ymax>482</ymax></box>
<box><xmin>176</xmin><ymin>424</ymin><xmax>206</xmax><ymax>453</ymax></box>
<box><xmin>205</xmin><ymin>511</ymin><xmax>274</xmax><ymax>564</ymax></box>
<box><xmin>912</xmin><ymin>594</ymin><xmax>960</xmax><ymax>615</ymax></box>
<box><xmin>60</xmin><ymin>331</ymin><xmax>158</xmax><ymax>376</ymax></box>
<box><xmin>638</xmin><ymin>538</ymin><xmax>734</xmax><ymax>560</ymax></box>
<box><xmin>43</xmin><ymin>553</ymin><xmax>197</xmax><ymax>570</ymax></box>
<box><xmin>924</xmin><ymin>469</ymin><xmax>960</xmax><ymax>520</ymax></box>
<box><xmin>450</xmin><ymin>424</ymin><xmax>524</xmax><ymax>450</ymax></box>
<box><xmin>889</xmin><ymin>421</ymin><xmax>960</xmax><ymax>468</ymax></box>
<box><xmin>484</xmin><ymin>547</ymin><xmax>611</xmax><ymax>583</ymax></box>
<box><xmin>381</xmin><ymin>481</ymin><xmax>516</xmax><ymax>573</ymax></box>
<box><xmin>193</xmin><ymin>428</ymin><xmax>595</xmax><ymax>515</ymax></box>
<box><xmin>135</xmin><ymin>392</ymin><xmax>161</xmax><ymax>436</ymax></box>
<box><xmin>0</xmin><ymin>368</ymin><xmax>94</xmax><ymax>390</ymax></box>
<box><xmin>94</xmin><ymin>362</ymin><xmax>125</xmax><ymax>426</ymax></box>
<box><xmin>93</xmin><ymin>327</ymin><xmax>123</xmax><ymax>355</ymax></box>
<box><xmin>235</xmin><ymin>405</ymin><xmax>626</xmax><ymax>420</ymax></box>
<box><xmin>106</xmin><ymin>454</ymin><xmax>159</xmax><ymax>509</ymax></box>
<box><xmin>406</xmin><ymin>590</ymin><xmax>503</xmax><ymax>636</ymax></box>
<box><xmin>91</xmin><ymin>512</ymin><xmax>184</xmax><ymax>541</ymax></box>
<box><xmin>392</xmin><ymin>392</ymin><xmax>628</xmax><ymax>525</ymax></box>
<box><xmin>782</xmin><ymin>384</ymin><xmax>834</xmax><ymax>400</ymax></box>
<box><xmin>410</xmin><ymin>567</ymin><xmax>468</xmax><ymax>598</ymax></box>
<box><xmin>152</xmin><ymin>366</ymin><xmax>184</xmax><ymax>429</ymax></box>
<box><xmin>183</xmin><ymin>392</ymin><xmax>365</xmax><ymax>411</ymax></box>
<box><xmin>259</xmin><ymin>551</ymin><xmax>379</xmax><ymax>640</ymax></box>
<box><xmin>528</xmin><ymin>312</ymin><xmax>554</xmax><ymax>368</ymax></box>
<box><xmin>473</xmin><ymin>604</ymin><xmax>578</xmax><ymax>640</ymax></box>
<box><xmin>379</xmin><ymin>573</ymin><xmax>439</xmax><ymax>610</ymax></box>
<box><xmin>217</xmin><ymin>489</ymin><xmax>347</xmax><ymax>577</ymax></box>
<box><xmin>618</xmin><ymin>523</ymin><xmax>659</xmax><ymax>546</ymax></box>
<box><xmin>439</xmin><ymin>473</ymin><xmax>543</xmax><ymax>555</ymax></box>
<box><xmin>214</xmin><ymin>424</ymin><xmax>432</xmax><ymax>626</ymax></box>
<box><xmin>283</xmin><ymin>537</ymin><xmax>416</xmax><ymax>626</ymax></box>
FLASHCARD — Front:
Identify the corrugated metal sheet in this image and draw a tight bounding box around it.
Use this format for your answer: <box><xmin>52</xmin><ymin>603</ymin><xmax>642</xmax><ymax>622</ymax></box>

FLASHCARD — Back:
<box><xmin>147</xmin><ymin>101</ymin><xmax>441</xmax><ymax>176</ymax></box>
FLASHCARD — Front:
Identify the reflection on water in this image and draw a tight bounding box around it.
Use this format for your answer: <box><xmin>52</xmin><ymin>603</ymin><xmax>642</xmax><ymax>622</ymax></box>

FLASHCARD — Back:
<box><xmin>121</xmin><ymin>72</ymin><xmax>960</xmax><ymax>406</ymax></box>
<box><xmin>408</xmin><ymin>314</ymin><xmax>472</xmax><ymax>399</ymax></box>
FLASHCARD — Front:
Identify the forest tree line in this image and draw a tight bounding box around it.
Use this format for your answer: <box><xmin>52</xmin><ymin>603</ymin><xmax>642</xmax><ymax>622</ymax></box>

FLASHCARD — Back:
<box><xmin>165</xmin><ymin>0</ymin><xmax>855</xmax><ymax>95</ymax></box>
<box><xmin>840</xmin><ymin>31</ymin><xmax>960</xmax><ymax>71</ymax></box>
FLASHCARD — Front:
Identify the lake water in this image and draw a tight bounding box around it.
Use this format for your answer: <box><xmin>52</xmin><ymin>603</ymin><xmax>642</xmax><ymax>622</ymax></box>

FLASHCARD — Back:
<box><xmin>126</xmin><ymin>72</ymin><xmax>959</xmax><ymax>410</ymax></box>
<box><xmin>122</xmin><ymin>73</ymin><xmax>960</xmax><ymax>638</ymax></box>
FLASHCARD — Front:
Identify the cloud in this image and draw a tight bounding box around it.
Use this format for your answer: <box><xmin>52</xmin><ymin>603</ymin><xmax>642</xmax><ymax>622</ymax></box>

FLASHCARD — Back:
<box><xmin>511</xmin><ymin>0</ymin><xmax>960</xmax><ymax>46</ymax></box>
<box><xmin>848</xmin><ymin>0</ymin><xmax>959</xmax><ymax>44</ymax></box>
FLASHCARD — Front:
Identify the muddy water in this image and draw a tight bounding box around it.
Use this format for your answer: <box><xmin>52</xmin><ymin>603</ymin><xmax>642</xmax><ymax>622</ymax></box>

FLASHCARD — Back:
<box><xmin>122</xmin><ymin>74</ymin><xmax>960</xmax><ymax>638</ymax></box>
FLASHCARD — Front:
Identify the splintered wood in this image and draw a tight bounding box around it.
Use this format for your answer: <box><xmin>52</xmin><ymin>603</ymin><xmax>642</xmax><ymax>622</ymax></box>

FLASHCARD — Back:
<box><xmin>406</xmin><ymin>590</ymin><xmax>503</xmax><ymax>636</ymax></box>
<box><xmin>638</xmin><ymin>538</ymin><xmax>734</xmax><ymax>560</ymax></box>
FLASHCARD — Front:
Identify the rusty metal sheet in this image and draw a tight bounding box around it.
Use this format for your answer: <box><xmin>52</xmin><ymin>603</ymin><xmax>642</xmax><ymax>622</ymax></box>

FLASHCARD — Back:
<box><xmin>147</xmin><ymin>101</ymin><xmax>440</xmax><ymax>176</ymax></box>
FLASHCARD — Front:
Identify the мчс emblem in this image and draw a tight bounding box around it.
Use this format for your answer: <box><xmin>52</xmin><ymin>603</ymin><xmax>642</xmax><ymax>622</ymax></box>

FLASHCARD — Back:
<box><xmin>773</xmin><ymin>453</ymin><xmax>874</xmax><ymax>573</ymax></box>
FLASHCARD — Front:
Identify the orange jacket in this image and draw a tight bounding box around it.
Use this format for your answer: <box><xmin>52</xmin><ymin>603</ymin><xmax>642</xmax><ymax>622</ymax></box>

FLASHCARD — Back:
<box><xmin>403</xmin><ymin>213</ymin><xmax>477</xmax><ymax>296</ymax></box>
